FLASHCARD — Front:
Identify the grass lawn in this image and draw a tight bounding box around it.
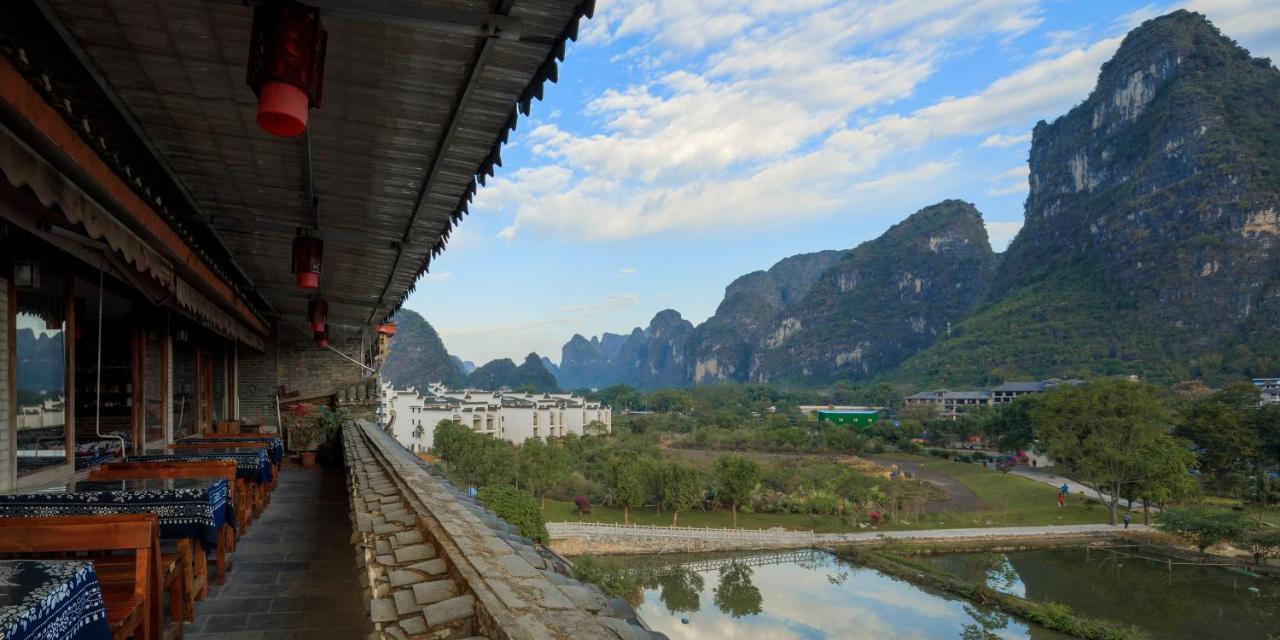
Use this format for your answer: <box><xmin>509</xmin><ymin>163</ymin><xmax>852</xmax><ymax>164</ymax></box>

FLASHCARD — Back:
<box><xmin>867</xmin><ymin>454</ymin><xmax>1114</xmax><ymax>529</ymax></box>
<box><xmin>538</xmin><ymin>453</ymin><xmax>1113</xmax><ymax>533</ymax></box>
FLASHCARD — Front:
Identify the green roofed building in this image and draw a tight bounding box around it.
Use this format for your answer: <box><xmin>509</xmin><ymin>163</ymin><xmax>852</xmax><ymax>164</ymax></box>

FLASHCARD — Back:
<box><xmin>816</xmin><ymin>410</ymin><xmax>881</xmax><ymax>428</ymax></box>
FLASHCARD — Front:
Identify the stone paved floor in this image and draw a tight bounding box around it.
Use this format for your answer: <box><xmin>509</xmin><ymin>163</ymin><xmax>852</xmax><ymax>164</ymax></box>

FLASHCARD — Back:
<box><xmin>185</xmin><ymin>466</ymin><xmax>372</xmax><ymax>639</ymax></box>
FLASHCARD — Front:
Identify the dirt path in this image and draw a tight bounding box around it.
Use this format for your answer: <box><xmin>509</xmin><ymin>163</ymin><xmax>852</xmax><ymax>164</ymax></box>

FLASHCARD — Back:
<box><xmin>870</xmin><ymin>454</ymin><xmax>984</xmax><ymax>513</ymax></box>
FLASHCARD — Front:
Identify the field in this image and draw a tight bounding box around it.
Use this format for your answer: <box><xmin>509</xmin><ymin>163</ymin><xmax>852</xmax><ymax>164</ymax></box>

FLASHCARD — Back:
<box><xmin>538</xmin><ymin>452</ymin><xmax>1112</xmax><ymax>532</ymax></box>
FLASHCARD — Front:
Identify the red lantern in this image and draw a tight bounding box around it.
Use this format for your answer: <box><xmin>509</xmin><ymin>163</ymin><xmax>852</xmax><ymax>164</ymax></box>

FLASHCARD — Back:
<box><xmin>291</xmin><ymin>236</ymin><xmax>323</xmax><ymax>289</ymax></box>
<box><xmin>246</xmin><ymin>1</ymin><xmax>327</xmax><ymax>137</ymax></box>
<box><xmin>375</xmin><ymin>323</ymin><xmax>396</xmax><ymax>336</ymax></box>
<box><xmin>307</xmin><ymin>299</ymin><xmax>328</xmax><ymax>332</ymax></box>
<box><xmin>315</xmin><ymin>325</ymin><xmax>330</xmax><ymax>349</ymax></box>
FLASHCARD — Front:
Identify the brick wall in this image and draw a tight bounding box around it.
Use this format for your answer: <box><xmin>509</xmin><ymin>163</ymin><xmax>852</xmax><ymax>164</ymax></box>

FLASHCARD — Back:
<box><xmin>238</xmin><ymin>323</ymin><xmax>374</xmax><ymax>431</ymax></box>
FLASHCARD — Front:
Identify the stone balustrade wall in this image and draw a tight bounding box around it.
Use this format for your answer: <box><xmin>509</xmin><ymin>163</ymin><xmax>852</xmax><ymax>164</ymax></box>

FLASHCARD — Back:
<box><xmin>344</xmin><ymin>420</ymin><xmax>665</xmax><ymax>640</ymax></box>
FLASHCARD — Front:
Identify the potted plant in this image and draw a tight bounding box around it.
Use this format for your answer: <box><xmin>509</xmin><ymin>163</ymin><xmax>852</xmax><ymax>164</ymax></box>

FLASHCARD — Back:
<box><xmin>313</xmin><ymin>405</ymin><xmax>348</xmax><ymax>465</ymax></box>
<box><xmin>284</xmin><ymin>403</ymin><xmax>322</xmax><ymax>467</ymax></box>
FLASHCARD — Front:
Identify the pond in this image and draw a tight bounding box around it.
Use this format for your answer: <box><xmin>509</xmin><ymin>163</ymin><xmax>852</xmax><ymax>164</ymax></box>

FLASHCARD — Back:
<box><xmin>593</xmin><ymin>549</ymin><xmax>1072</xmax><ymax>639</ymax></box>
<box><xmin>918</xmin><ymin>547</ymin><xmax>1280</xmax><ymax>640</ymax></box>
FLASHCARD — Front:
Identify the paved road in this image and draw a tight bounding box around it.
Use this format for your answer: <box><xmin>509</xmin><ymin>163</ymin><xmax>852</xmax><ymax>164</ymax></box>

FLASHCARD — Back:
<box><xmin>816</xmin><ymin>522</ymin><xmax>1147</xmax><ymax>544</ymax></box>
<box><xmin>1009</xmin><ymin>467</ymin><xmax>1148</xmax><ymax>509</ymax></box>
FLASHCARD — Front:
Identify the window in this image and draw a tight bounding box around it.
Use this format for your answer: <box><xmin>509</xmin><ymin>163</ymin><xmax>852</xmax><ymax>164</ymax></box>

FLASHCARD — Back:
<box><xmin>15</xmin><ymin>268</ymin><xmax>69</xmax><ymax>476</ymax></box>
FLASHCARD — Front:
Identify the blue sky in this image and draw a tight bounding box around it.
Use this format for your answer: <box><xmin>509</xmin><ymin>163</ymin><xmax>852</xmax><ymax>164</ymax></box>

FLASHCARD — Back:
<box><xmin>400</xmin><ymin>0</ymin><xmax>1280</xmax><ymax>366</ymax></box>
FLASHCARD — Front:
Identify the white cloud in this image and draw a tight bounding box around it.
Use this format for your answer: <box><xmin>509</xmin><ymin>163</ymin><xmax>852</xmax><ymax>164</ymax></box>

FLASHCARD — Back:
<box><xmin>478</xmin><ymin>1</ymin><xmax>1074</xmax><ymax>242</ymax></box>
<box><xmin>985</xmin><ymin>220</ymin><xmax>1024</xmax><ymax>250</ymax></box>
<box><xmin>988</xmin><ymin>165</ymin><xmax>1030</xmax><ymax>196</ymax></box>
<box><xmin>618</xmin><ymin>267</ymin><xmax>637</xmax><ymax>277</ymax></box>
<box><xmin>980</xmin><ymin>131</ymin><xmax>1032</xmax><ymax>148</ymax></box>
<box><xmin>561</xmin><ymin>293</ymin><xmax>640</xmax><ymax>315</ymax></box>
<box><xmin>488</xmin><ymin>27</ymin><xmax>1121</xmax><ymax>241</ymax></box>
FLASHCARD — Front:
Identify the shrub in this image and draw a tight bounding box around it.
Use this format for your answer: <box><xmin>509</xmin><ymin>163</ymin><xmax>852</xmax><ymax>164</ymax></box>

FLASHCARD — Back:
<box><xmin>477</xmin><ymin>485</ymin><xmax>549</xmax><ymax>544</ymax></box>
<box><xmin>1241</xmin><ymin>528</ymin><xmax>1280</xmax><ymax>565</ymax></box>
<box><xmin>574</xmin><ymin>495</ymin><xmax>592</xmax><ymax>514</ymax></box>
<box><xmin>1154</xmin><ymin>506</ymin><xmax>1255</xmax><ymax>552</ymax></box>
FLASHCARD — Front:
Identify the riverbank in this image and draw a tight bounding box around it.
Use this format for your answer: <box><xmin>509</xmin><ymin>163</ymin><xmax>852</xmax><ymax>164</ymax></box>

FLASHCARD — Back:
<box><xmin>826</xmin><ymin>545</ymin><xmax>1151</xmax><ymax>640</ymax></box>
<box><xmin>548</xmin><ymin>521</ymin><xmax>1138</xmax><ymax>555</ymax></box>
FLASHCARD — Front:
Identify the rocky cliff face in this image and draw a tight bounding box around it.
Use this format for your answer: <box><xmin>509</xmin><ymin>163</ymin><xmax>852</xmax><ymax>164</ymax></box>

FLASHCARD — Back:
<box><xmin>894</xmin><ymin>11</ymin><xmax>1280</xmax><ymax>384</ymax></box>
<box><xmin>557</xmin><ymin>334</ymin><xmax>617</xmax><ymax>390</ymax></box>
<box><xmin>549</xmin><ymin>11</ymin><xmax>1279</xmax><ymax>389</ymax></box>
<box><xmin>383</xmin><ymin>310</ymin><xmax>466</xmax><ymax>390</ymax></box>
<box><xmin>750</xmin><ymin>200</ymin><xmax>996</xmax><ymax>383</ymax></box>
<box><xmin>555</xmin><ymin>311</ymin><xmax>695</xmax><ymax>390</ymax></box>
<box><xmin>689</xmin><ymin>249</ymin><xmax>846</xmax><ymax>383</ymax></box>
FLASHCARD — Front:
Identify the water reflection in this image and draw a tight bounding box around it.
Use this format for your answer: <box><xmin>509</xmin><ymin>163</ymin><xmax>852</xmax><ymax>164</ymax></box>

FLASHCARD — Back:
<box><xmin>922</xmin><ymin>547</ymin><xmax>1280</xmax><ymax>640</ymax></box>
<box><xmin>599</xmin><ymin>550</ymin><xmax>1056</xmax><ymax>639</ymax></box>
<box><xmin>649</xmin><ymin>567</ymin><xmax>703</xmax><ymax>615</ymax></box>
<box><xmin>712</xmin><ymin>561</ymin><xmax>763</xmax><ymax>618</ymax></box>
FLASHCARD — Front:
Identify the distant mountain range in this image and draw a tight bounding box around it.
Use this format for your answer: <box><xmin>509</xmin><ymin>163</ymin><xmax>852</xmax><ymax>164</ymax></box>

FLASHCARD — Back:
<box><xmin>382</xmin><ymin>11</ymin><xmax>1280</xmax><ymax>393</ymax></box>
<box><xmin>382</xmin><ymin>310</ymin><xmax>559</xmax><ymax>392</ymax></box>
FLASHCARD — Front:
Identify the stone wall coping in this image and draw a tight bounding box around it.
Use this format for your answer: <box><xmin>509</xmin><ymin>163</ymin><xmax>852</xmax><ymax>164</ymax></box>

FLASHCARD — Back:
<box><xmin>351</xmin><ymin>420</ymin><xmax>644</xmax><ymax>640</ymax></box>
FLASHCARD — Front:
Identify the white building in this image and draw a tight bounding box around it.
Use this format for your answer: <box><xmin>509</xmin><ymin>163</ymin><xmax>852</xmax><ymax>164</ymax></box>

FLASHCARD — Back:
<box><xmin>1254</xmin><ymin>378</ymin><xmax>1280</xmax><ymax>406</ymax></box>
<box><xmin>379</xmin><ymin>382</ymin><xmax>611</xmax><ymax>452</ymax></box>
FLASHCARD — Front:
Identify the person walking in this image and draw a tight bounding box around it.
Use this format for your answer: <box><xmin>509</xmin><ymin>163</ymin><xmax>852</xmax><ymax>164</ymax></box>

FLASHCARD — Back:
<box><xmin>1123</xmin><ymin>512</ymin><xmax>1131</xmax><ymax>529</ymax></box>
<box><xmin>1057</xmin><ymin>492</ymin><xmax>1065</xmax><ymax>508</ymax></box>
<box><xmin>1060</xmin><ymin>482</ymin><xmax>1069</xmax><ymax>496</ymax></box>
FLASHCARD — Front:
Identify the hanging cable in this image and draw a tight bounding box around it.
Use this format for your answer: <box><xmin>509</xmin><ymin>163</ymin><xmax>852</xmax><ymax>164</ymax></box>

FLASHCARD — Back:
<box><xmin>94</xmin><ymin>258</ymin><xmax>127</xmax><ymax>460</ymax></box>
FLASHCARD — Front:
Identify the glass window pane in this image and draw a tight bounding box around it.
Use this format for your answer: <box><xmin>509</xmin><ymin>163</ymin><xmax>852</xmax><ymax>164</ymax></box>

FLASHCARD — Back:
<box><xmin>16</xmin><ymin>275</ymin><xmax>68</xmax><ymax>475</ymax></box>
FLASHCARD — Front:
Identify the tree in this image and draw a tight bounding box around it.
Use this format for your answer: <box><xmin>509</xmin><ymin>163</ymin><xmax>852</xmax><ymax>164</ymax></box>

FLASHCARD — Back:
<box><xmin>612</xmin><ymin>462</ymin><xmax>645</xmax><ymax>525</ymax></box>
<box><xmin>475</xmin><ymin>438</ymin><xmax>518</xmax><ymax>487</ymax></box>
<box><xmin>1032</xmin><ymin>378</ymin><xmax>1192</xmax><ymax>525</ymax></box>
<box><xmin>1176</xmin><ymin>383</ymin><xmax>1262</xmax><ymax>482</ymax></box>
<box><xmin>1154</xmin><ymin>506</ymin><xmax>1255</xmax><ymax>552</ymax></box>
<box><xmin>648</xmin><ymin>388</ymin><xmax>694</xmax><ymax>414</ymax></box>
<box><xmin>712</xmin><ymin>561</ymin><xmax>762</xmax><ymax>618</ymax></box>
<box><xmin>519</xmin><ymin>438</ymin><xmax>570</xmax><ymax>509</ymax></box>
<box><xmin>661</xmin><ymin>463</ymin><xmax>702</xmax><ymax>526</ymax></box>
<box><xmin>476</xmin><ymin>485</ymin><xmax>549</xmax><ymax>543</ymax></box>
<box><xmin>714</xmin><ymin>455</ymin><xmax>760</xmax><ymax>528</ymax></box>
<box><xmin>981</xmin><ymin>397</ymin><xmax>1038</xmax><ymax>452</ymax></box>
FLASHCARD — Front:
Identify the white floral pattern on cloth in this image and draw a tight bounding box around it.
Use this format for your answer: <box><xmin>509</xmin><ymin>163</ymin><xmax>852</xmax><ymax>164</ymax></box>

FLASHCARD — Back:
<box><xmin>178</xmin><ymin>437</ymin><xmax>284</xmax><ymax>463</ymax></box>
<box><xmin>0</xmin><ymin>560</ymin><xmax>110</xmax><ymax>640</ymax></box>
<box><xmin>0</xmin><ymin>478</ymin><xmax>230</xmax><ymax>547</ymax></box>
<box><xmin>130</xmin><ymin>450</ymin><xmax>272</xmax><ymax>483</ymax></box>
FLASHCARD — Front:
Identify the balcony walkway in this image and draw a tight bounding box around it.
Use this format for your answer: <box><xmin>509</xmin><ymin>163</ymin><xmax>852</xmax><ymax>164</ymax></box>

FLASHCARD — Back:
<box><xmin>185</xmin><ymin>465</ymin><xmax>372</xmax><ymax>639</ymax></box>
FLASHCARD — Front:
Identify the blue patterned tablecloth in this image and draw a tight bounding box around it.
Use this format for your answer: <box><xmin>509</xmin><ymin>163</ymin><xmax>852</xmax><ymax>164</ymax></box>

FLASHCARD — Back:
<box><xmin>0</xmin><ymin>560</ymin><xmax>110</xmax><ymax>640</ymax></box>
<box><xmin>179</xmin><ymin>436</ymin><xmax>284</xmax><ymax>464</ymax></box>
<box><xmin>0</xmin><ymin>478</ymin><xmax>230</xmax><ymax>548</ymax></box>
<box><xmin>131</xmin><ymin>448</ymin><xmax>273</xmax><ymax>484</ymax></box>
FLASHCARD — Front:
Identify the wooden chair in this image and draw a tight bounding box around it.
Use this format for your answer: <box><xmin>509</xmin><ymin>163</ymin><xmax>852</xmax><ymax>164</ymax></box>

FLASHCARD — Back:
<box><xmin>213</xmin><ymin>420</ymin><xmax>242</xmax><ymax>435</ymax></box>
<box><xmin>0</xmin><ymin>514</ymin><xmax>159</xmax><ymax>640</ymax></box>
<box><xmin>95</xmin><ymin>462</ymin><xmax>240</xmax><ymax>585</ymax></box>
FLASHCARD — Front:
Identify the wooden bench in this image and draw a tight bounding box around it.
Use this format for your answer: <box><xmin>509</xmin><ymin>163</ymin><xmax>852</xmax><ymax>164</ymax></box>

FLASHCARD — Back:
<box><xmin>95</xmin><ymin>462</ymin><xmax>240</xmax><ymax>586</ymax></box>
<box><xmin>0</xmin><ymin>514</ymin><xmax>160</xmax><ymax>640</ymax></box>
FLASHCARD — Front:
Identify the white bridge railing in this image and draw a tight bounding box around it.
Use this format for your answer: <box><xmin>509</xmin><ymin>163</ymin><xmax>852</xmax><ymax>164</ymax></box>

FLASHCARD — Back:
<box><xmin>546</xmin><ymin>521</ymin><xmax>816</xmax><ymax>545</ymax></box>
